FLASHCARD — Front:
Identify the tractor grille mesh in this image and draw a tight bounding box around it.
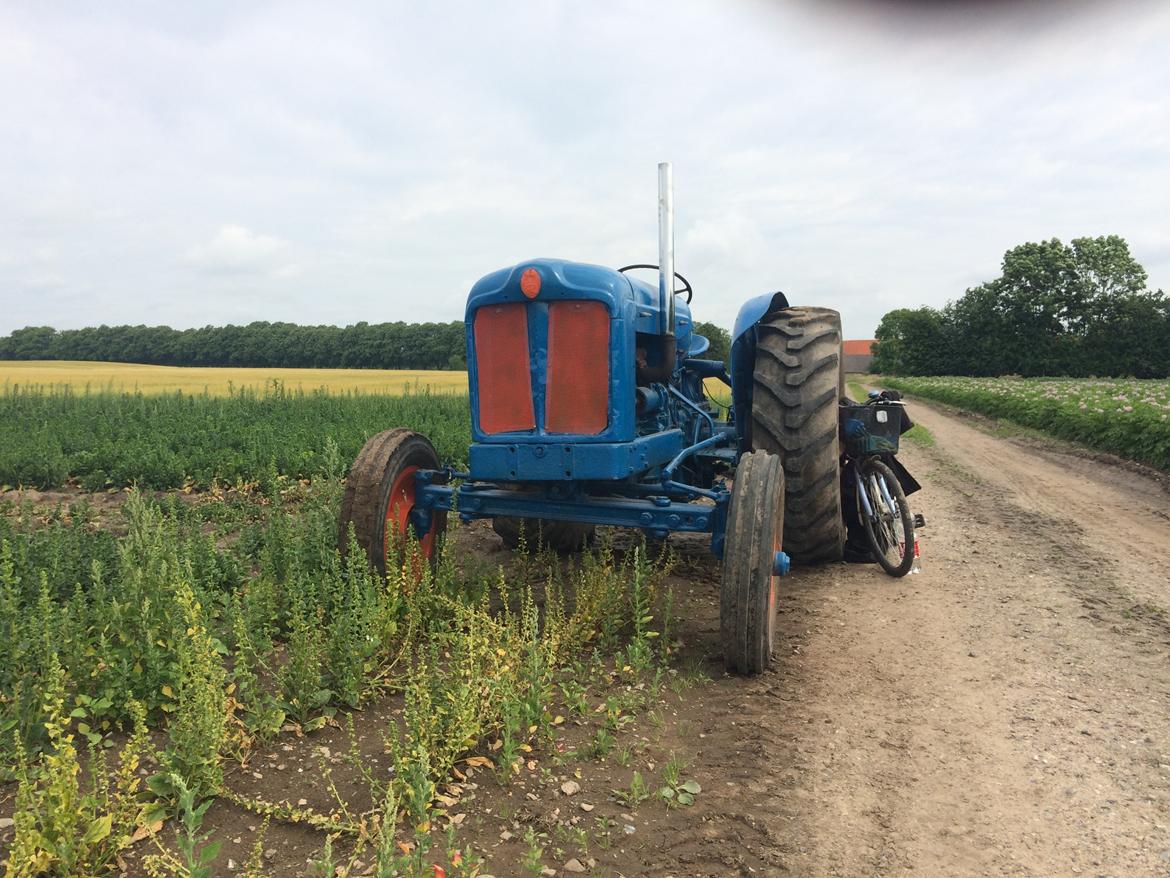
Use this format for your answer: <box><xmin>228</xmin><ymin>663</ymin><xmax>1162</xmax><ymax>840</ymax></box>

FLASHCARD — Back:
<box><xmin>546</xmin><ymin>301</ymin><xmax>609</xmax><ymax>434</ymax></box>
<box><xmin>473</xmin><ymin>302</ymin><xmax>536</xmax><ymax>434</ymax></box>
<box><xmin>473</xmin><ymin>300</ymin><xmax>610</xmax><ymax>436</ymax></box>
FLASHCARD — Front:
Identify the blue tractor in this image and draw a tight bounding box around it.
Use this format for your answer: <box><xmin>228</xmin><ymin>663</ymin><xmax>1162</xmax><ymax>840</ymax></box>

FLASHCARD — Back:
<box><xmin>340</xmin><ymin>164</ymin><xmax>845</xmax><ymax>674</ymax></box>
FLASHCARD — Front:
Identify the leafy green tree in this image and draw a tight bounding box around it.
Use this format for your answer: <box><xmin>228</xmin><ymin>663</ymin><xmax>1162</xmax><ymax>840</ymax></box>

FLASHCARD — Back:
<box><xmin>1082</xmin><ymin>289</ymin><xmax>1170</xmax><ymax>378</ymax></box>
<box><xmin>1071</xmin><ymin>235</ymin><xmax>1149</xmax><ymax>319</ymax></box>
<box><xmin>943</xmin><ymin>282</ymin><xmax>1008</xmax><ymax>376</ymax></box>
<box><xmin>692</xmin><ymin>321</ymin><xmax>730</xmax><ymax>363</ymax></box>
<box><xmin>0</xmin><ymin>326</ymin><xmax>59</xmax><ymax>360</ymax></box>
<box><xmin>872</xmin><ymin>234</ymin><xmax>1167</xmax><ymax>378</ymax></box>
<box><xmin>871</xmin><ymin>307</ymin><xmax>949</xmax><ymax>375</ymax></box>
<box><xmin>985</xmin><ymin>235</ymin><xmax>1156</xmax><ymax>374</ymax></box>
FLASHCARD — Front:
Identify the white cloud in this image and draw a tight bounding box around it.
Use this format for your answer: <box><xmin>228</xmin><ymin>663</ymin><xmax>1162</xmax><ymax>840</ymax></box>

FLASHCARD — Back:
<box><xmin>185</xmin><ymin>225</ymin><xmax>292</xmax><ymax>275</ymax></box>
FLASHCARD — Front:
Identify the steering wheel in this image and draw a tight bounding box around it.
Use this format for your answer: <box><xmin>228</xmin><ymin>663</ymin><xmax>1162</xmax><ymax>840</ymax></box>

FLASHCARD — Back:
<box><xmin>616</xmin><ymin>264</ymin><xmax>693</xmax><ymax>303</ymax></box>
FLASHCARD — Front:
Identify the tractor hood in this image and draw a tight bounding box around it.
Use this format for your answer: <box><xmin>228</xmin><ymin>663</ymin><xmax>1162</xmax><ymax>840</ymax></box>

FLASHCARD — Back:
<box><xmin>465</xmin><ymin>258</ymin><xmax>693</xmax><ymax>341</ymax></box>
<box><xmin>464</xmin><ymin>259</ymin><xmax>696</xmax><ymax>446</ymax></box>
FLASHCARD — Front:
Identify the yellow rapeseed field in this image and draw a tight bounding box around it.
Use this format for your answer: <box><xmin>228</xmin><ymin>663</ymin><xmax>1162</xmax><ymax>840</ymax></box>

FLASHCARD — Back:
<box><xmin>0</xmin><ymin>360</ymin><xmax>468</xmax><ymax>396</ymax></box>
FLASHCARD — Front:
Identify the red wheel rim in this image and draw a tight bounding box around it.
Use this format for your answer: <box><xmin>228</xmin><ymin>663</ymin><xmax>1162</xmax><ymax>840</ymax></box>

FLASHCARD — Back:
<box><xmin>385</xmin><ymin>466</ymin><xmax>436</xmax><ymax>561</ymax></box>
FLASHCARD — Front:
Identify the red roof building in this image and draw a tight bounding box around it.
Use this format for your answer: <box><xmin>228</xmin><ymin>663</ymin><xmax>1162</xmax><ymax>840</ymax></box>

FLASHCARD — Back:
<box><xmin>843</xmin><ymin>339</ymin><xmax>875</xmax><ymax>373</ymax></box>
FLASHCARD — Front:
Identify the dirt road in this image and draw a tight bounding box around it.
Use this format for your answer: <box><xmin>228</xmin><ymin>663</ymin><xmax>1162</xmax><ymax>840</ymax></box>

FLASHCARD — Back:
<box><xmin>641</xmin><ymin>397</ymin><xmax>1170</xmax><ymax>876</ymax></box>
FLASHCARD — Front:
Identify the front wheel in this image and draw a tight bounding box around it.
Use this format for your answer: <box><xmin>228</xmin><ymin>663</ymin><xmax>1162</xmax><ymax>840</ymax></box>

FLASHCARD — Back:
<box><xmin>339</xmin><ymin>429</ymin><xmax>446</xmax><ymax>575</ymax></box>
<box><xmin>855</xmin><ymin>457</ymin><xmax>914</xmax><ymax>577</ymax></box>
<box><xmin>721</xmin><ymin>451</ymin><xmax>785</xmax><ymax>675</ymax></box>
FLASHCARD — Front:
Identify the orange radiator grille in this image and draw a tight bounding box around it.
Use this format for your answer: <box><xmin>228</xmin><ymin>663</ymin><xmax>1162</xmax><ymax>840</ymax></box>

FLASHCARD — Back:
<box><xmin>545</xmin><ymin>300</ymin><xmax>610</xmax><ymax>435</ymax></box>
<box><xmin>474</xmin><ymin>302</ymin><xmax>536</xmax><ymax>434</ymax></box>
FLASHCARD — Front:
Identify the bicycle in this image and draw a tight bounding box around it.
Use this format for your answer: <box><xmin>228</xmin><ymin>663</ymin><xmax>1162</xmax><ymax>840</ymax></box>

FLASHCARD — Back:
<box><xmin>839</xmin><ymin>390</ymin><xmax>917</xmax><ymax>577</ymax></box>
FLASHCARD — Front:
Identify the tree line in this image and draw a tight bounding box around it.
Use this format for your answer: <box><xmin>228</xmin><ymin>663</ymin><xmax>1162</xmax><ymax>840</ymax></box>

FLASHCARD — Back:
<box><xmin>0</xmin><ymin>321</ymin><xmax>469</xmax><ymax>370</ymax></box>
<box><xmin>0</xmin><ymin>318</ymin><xmax>733</xmax><ymax>371</ymax></box>
<box><xmin>872</xmin><ymin>235</ymin><xmax>1169</xmax><ymax>378</ymax></box>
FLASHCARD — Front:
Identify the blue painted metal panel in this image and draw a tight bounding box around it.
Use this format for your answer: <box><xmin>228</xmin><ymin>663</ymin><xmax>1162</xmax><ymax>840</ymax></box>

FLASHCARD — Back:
<box><xmin>467</xmin><ymin>430</ymin><xmax>684</xmax><ymax>481</ymax></box>
<box><xmin>731</xmin><ymin>291</ymin><xmax>789</xmax><ymax>346</ymax></box>
<box><xmin>416</xmin><ymin>480</ymin><xmax>728</xmax><ymax>548</ymax></box>
<box><xmin>729</xmin><ymin>291</ymin><xmax>790</xmax><ymax>450</ymax></box>
<box><xmin>687</xmin><ymin>333</ymin><xmax>710</xmax><ymax>356</ymax></box>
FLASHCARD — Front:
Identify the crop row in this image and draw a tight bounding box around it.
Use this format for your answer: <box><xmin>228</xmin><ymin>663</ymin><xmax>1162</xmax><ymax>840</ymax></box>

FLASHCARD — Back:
<box><xmin>881</xmin><ymin>376</ymin><xmax>1170</xmax><ymax>470</ymax></box>
<box><xmin>0</xmin><ymin>385</ymin><xmax>471</xmax><ymax>490</ymax></box>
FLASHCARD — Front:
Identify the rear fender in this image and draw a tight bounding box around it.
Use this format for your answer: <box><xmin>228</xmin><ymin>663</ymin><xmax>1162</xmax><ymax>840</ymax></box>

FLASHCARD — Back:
<box><xmin>729</xmin><ymin>292</ymin><xmax>790</xmax><ymax>450</ymax></box>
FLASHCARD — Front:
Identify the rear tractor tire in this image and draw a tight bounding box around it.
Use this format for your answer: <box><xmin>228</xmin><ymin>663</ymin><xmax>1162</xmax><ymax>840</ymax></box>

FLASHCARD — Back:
<box><xmin>339</xmin><ymin>429</ymin><xmax>446</xmax><ymax>576</ymax></box>
<box><xmin>721</xmin><ymin>451</ymin><xmax>785</xmax><ymax>675</ymax></box>
<box><xmin>751</xmin><ymin>306</ymin><xmax>845</xmax><ymax>564</ymax></box>
<box><xmin>492</xmin><ymin>516</ymin><xmax>596</xmax><ymax>554</ymax></box>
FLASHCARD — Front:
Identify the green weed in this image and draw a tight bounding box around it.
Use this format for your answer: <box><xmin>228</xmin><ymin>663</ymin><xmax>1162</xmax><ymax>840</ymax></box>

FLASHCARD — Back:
<box><xmin>6</xmin><ymin>663</ymin><xmax>152</xmax><ymax>877</ymax></box>
<box><xmin>160</xmin><ymin>578</ymin><xmax>229</xmax><ymax>798</ymax></box>
<box><xmin>613</xmin><ymin>770</ymin><xmax>651</xmax><ymax>809</ymax></box>
<box><xmin>658</xmin><ymin>753</ymin><xmax>701</xmax><ymax>807</ymax></box>
<box><xmin>142</xmin><ymin>775</ymin><xmax>221</xmax><ymax>878</ymax></box>
<box><xmin>521</xmin><ymin>826</ymin><xmax>546</xmax><ymax>875</ymax></box>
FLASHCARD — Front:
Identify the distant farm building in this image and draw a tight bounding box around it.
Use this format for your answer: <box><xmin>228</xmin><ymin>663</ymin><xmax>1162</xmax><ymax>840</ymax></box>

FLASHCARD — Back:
<box><xmin>843</xmin><ymin>339</ymin><xmax>875</xmax><ymax>373</ymax></box>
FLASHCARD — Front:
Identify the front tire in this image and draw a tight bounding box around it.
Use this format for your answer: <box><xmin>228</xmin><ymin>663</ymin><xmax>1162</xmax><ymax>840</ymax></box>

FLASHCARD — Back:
<box><xmin>721</xmin><ymin>451</ymin><xmax>784</xmax><ymax>675</ymax></box>
<box><xmin>750</xmin><ymin>307</ymin><xmax>845</xmax><ymax>564</ymax></box>
<box><xmin>339</xmin><ymin>429</ymin><xmax>446</xmax><ymax>575</ymax></box>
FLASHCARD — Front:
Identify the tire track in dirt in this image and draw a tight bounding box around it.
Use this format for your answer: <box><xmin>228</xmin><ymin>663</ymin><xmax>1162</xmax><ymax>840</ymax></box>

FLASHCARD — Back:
<box><xmin>637</xmin><ymin>398</ymin><xmax>1170</xmax><ymax>877</ymax></box>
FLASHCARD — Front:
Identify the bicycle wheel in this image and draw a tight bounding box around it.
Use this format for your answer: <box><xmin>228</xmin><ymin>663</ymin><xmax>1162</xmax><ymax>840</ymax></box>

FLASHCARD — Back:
<box><xmin>855</xmin><ymin>457</ymin><xmax>915</xmax><ymax>577</ymax></box>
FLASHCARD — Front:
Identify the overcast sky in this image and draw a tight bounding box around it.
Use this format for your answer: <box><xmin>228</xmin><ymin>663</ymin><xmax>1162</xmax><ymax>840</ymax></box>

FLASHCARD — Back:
<box><xmin>1</xmin><ymin>0</ymin><xmax>1167</xmax><ymax>340</ymax></box>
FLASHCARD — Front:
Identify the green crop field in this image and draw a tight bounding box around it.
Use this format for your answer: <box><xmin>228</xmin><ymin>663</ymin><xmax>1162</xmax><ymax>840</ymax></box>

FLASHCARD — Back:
<box><xmin>0</xmin><ymin>380</ymin><xmax>682</xmax><ymax>875</ymax></box>
<box><xmin>0</xmin><ymin>385</ymin><xmax>472</xmax><ymax>490</ymax></box>
<box><xmin>881</xmin><ymin>376</ymin><xmax>1170</xmax><ymax>470</ymax></box>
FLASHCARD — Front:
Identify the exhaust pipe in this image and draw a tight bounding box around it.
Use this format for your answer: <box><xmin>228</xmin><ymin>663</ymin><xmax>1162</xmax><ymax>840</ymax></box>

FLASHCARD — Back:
<box><xmin>657</xmin><ymin>161</ymin><xmax>675</xmax><ymax>340</ymax></box>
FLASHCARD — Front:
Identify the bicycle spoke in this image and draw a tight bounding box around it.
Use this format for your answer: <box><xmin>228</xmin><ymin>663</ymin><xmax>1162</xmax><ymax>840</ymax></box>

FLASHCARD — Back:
<box><xmin>870</xmin><ymin>483</ymin><xmax>893</xmax><ymax>555</ymax></box>
<box><xmin>884</xmin><ymin>516</ymin><xmax>902</xmax><ymax>562</ymax></box>
<box><xmin>874</xmin><ymin>475</ymin><xmax>904</xmax><ymax>564</ymax></box>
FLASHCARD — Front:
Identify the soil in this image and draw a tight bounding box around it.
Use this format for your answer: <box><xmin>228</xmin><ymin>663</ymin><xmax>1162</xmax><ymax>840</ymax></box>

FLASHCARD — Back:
<box><xmin>4</xmin><ymin>396</ymin><xmax>1170</xmax><ymax>877</ymax></box>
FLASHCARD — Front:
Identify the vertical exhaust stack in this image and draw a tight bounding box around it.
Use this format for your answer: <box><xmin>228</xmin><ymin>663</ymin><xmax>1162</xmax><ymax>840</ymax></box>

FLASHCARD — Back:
<box><xmin>658</xmin><ymin>161</ymin><xmax>675</xmax><ymax>341</ymax></box>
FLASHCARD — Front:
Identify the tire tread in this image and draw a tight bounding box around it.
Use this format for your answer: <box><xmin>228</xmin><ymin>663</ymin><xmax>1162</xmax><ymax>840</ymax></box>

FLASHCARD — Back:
<box><xmin>721</xmin><ymin>451</ymin><xmax>783</xmax><ymax>675</ymax></box>
<box><xmin>751</xmin><ymin>306</ymin><xmax>845</xmax><ymax>563</ymax></box>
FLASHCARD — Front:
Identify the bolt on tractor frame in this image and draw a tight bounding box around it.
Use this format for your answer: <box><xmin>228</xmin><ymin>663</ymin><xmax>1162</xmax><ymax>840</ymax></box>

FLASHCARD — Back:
<box><xmin>340</xmin><ymin>163</ymin><xmax>847</xmax><ymax>674</ymax></box>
